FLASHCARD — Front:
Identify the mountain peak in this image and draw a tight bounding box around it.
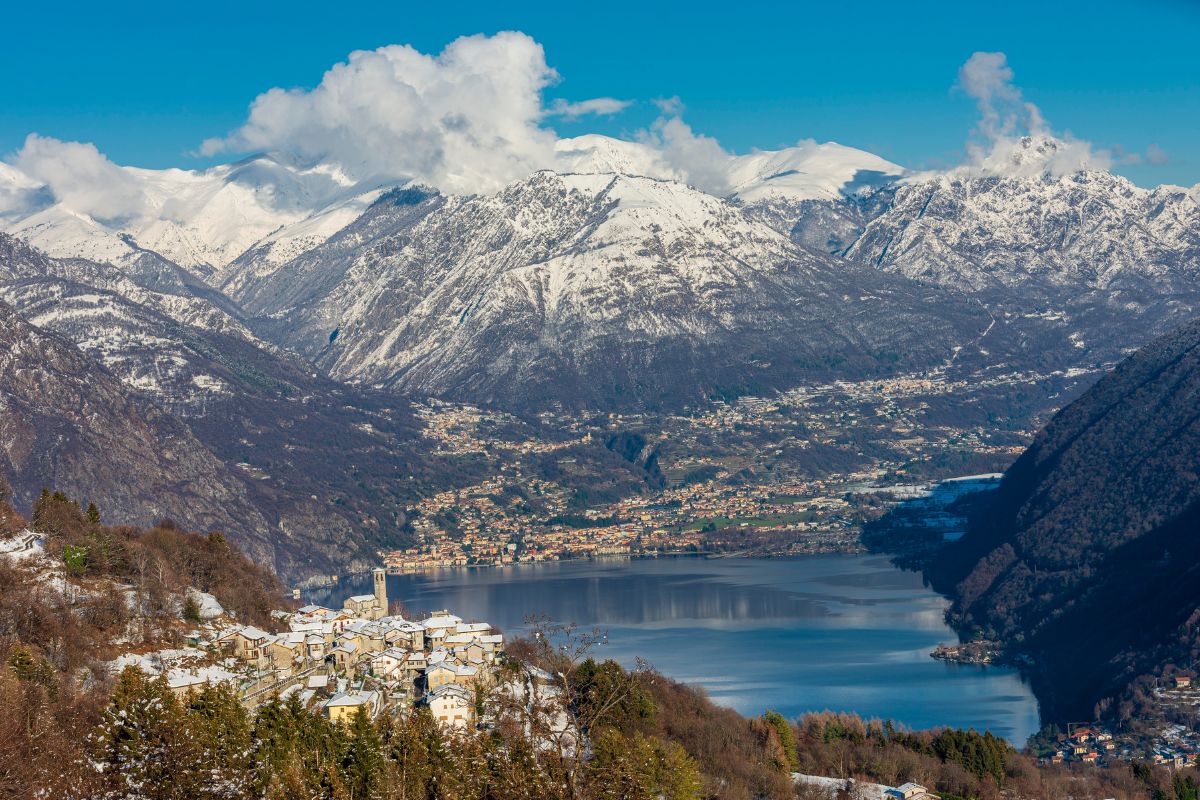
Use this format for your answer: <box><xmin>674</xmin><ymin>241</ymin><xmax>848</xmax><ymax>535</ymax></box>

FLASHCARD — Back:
<box><xmin>727</xmin><ymin>141</ymin><xmax>905</xmax><ymax>203</ymax></box>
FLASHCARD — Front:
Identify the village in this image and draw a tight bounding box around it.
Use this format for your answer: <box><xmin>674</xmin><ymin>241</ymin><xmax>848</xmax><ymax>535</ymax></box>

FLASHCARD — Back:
<box><xmin>119</xmin><ymin>568</ymin><xmax>504</xmax><ymax>730</ymax></box>
<box><xmin>377</xmin><ymin>365</ymin><xmax>1073</xmax><ymax>574</ymax></box>
<box><xmin>1029</xmin><ymin>676</ymin><xmax>1200</xmax><ymax>770</ymax></box>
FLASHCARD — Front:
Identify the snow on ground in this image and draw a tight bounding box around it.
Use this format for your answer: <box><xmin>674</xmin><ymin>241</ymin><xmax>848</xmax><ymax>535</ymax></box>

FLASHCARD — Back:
<box><xmin>793</xmin><ymin>774</ymin><xmax>891</xmax><ymax>800</ymax></box>
<box><xmin>108</xmin><ymin>646</ymin><xmax>239</xmax><ymax>690</ymax></box>
<box><xmin>0</xmin><ymin>530</ymin><xmax>44</xmax><ymax>561</ymax></box>
<box><xmin>186</xmin><ymin>587</ymin><xmax>226</xmax><ymax>620</ymax></box>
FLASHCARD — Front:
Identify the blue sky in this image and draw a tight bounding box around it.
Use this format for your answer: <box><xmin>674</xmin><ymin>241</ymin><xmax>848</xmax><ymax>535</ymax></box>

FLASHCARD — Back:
<box><xmin>3</xmin><ymin>0</ymin><xmax>1198</xmax><ymax>186</ymax></box>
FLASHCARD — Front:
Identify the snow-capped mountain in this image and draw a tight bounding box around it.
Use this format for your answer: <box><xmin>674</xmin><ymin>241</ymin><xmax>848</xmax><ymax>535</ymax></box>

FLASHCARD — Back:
<box><xmin>726</xmin><ymin>141</ymin><xmax>904</xmax><ymax>204</ymax></box>
<box><xmin>221</xmin><ymin>170</ymin><xmax>1016</xmax><ymax>407</ymax></box>
<box><xmin>0</xmin><ymin>231</ymin><xmax>282</xmax><ymax>411</ymax></box>
<box><xmin>0</xmin><ymin>153</ymin><xmax>387</xmax><ymax>277</ymax></box>
<box><xmin>0</xmin><ymin>232</ymin><xmax>468</xmax><ymax>577</ymax></box>
<box><xmin>2</xmin><ymin>128</ymin><xmax>1198</xmax><ymax>578</ymax></box>
<box><xmin>554</xmin><ymin>134</ymin><xmax>905</xmax><ymax>203</ymax></box>
<box><xmin>0</xmin><ymin>134</ymin><xmax>907</xmax><ymax>287</ymax></box>
<box><xmin>1</xmin><ymin>132</ymin><xmax>1197</xmax><ymax>413</ymax></box>
<box><xmin>0</xmin><ymin>294</ymin><xmax>276</xmax><ymax>561</ymax></box>
<box><xmin>846</xmin><ymin>164</ymin><xmax>1200</xmax><ymax>293</ymax></box>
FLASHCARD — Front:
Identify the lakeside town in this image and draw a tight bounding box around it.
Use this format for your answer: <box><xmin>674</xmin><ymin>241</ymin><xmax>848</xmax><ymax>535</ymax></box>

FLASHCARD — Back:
<box><xmin>104</xmin><ymin>548</ymin><xmax>1200</xmax><ymax>777</ymax></box>
<box><xmin>1030</xmin><ymin>675</ymin><xmax>1200</xmax><ymax>771</ymax></box>
<box><xmin>373</xmin><ymin>365</ymin><xmax>1074</xmax><ymax>573</ymax></box>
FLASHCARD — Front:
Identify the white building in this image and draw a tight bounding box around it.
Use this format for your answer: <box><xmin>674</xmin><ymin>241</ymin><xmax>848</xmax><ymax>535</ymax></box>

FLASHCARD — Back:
<box><xmin>424</xmin><ymin>683</ymin><xmax>474</xmax><ymax>729</ymax></box>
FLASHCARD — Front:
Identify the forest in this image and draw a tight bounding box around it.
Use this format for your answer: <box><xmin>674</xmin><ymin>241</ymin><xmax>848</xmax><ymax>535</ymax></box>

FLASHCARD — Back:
<box><xmin>923</xmin><ymin>318</ymin><xmax>1200</xmax><ymax>721</ymax></box>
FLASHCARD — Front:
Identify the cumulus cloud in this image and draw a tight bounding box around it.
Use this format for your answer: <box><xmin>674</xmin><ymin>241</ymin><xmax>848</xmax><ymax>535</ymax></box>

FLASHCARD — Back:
<box><xmin>202</xmin><ymin>32</ymin><xmax>562</xmax><ymax>195</ymax></box>
<box><xmin>10</xmin><ymin>134</ymin><xmax>145</xmax><ymax>222</ymax></box>
<box><xmin>637</xmin><ymin>114</ymin><xmax>732</xmax><ymax>195</ymax></box>
<box><xmin>652</xmin><ymin>96</ymin><xmax>686</xmax><ymax>116</ymax></box>
<box><xmin>952</xmin><ymin>51</ymin><xmax>1109</xmax><ymax>178</ymax></box>
<box><xmin>546</xmin><ymin>97</ymin><xmax>632</xmax><ymax>118</ymax></box>
<box><xmin>202</xmin><ymin>33</ymin><xmax>740</xmax><ymax>196</ymax></box>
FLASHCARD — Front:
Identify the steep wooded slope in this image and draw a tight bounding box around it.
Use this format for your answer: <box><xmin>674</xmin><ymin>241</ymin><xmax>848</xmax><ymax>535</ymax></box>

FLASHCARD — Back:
<box><xmin>930</xmin><ymin>316</ymin><xmax>1200</xmax><ymax>719</ymax></box>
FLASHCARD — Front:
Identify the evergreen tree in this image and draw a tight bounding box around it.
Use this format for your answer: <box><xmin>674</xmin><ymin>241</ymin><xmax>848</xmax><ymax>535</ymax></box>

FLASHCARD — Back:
<box><xmin>763</xmin><ymin>710</ymin><xmax>799</xmax><ymax>772</ymax></box>
<box><xmin>382</xmin><ymin>709</ymin><xmax>435</xmax><ymax>799</ymax></box>
<box><xmin>342</xmin><ymin>707</ymin><xmax>384</xmax><ymax>800</ymax></box>
<box><xmin>7</xmin><ymin>645</ymin><xmax>57</xmax><ymax>697</ymax></box>
<box><xmin>90</xmin><ymin>666</ymin><xmax>200</xmax><ymax>800</ymax></box>
<box><xmin>186</xmin><ymin>682</ymin><xmax>255</xmax><ymax>799</ymax></box>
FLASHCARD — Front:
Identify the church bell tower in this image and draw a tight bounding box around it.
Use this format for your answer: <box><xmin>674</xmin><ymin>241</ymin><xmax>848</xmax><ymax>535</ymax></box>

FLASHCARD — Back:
<box><xmin>373</xmin><ymin>567</ymin><xmax>388</xmax><ymax>619</ymax></box>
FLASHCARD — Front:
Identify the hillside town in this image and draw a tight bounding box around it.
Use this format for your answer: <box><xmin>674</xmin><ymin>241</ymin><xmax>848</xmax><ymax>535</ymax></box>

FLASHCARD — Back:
<box><xmin>113</xmin><ymin>567</ymin><xmax>504</xmax><ymax>729</ymax></box>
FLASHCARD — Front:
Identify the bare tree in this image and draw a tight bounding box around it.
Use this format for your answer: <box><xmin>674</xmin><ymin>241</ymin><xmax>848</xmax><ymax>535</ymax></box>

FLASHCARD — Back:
<box><xmin>490</xmin><ymin>615</ymin><xmax>652</xmax><ymax>799</ymax></box>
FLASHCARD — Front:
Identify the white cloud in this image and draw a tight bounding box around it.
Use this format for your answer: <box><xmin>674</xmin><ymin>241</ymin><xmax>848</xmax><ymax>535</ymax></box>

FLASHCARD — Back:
<box><xmin>202</xmin><ymin>32</ymin><xmax>561</xmax><ymax>195</ymax></box>
<box><xmin>952</xmin><ymin>51</ymin><xmax>1109</xmax><ymax>178</ymax></box>
<box><xmin>547</xmin><ymin>97</ymin><xmax>632</xmax><ymax>118</ymax></box>
<box><xmin>202</xmin><ymin>34</ymin><xmax>739</xmax><ymax>196</ymax></box>
<box><xmin>653</xmin><ymin>96</ymin><xmax>685</xmax><ymax>116</ymax></box>
<box><xmin>637</xmin><ymin>115</ymin><xmax>732</xmax><ymax>195</ymax></box>
<box><xmin>10</xmin><ymin>134</ymin><xmax>145</xmax><ymax>222</ymax></box>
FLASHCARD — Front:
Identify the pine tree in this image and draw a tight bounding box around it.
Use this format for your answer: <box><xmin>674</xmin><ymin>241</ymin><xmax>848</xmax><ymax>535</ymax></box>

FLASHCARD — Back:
<box><xmin>31</xmin><ymin>488</ymin><xmax>52</xmax><ymax>531</ymax></box>
<box><xmin>186</xmin><ymin>682</ymin><xmax>255</xmax><ymax>799</ymax></box>
<box><xmin>382</xmin><ymin>708</ymin><xmax>435</xmax><ymax>799</ymax></box>
<box><xmin>7</xmin><ymin>645</ymin><xmax>57</xmax><ymax>697</ymax></box>
<box><xmin>763</xmin><ymin>710</ymin><xmax>799</xmax><ymax>772</ymax></box>
<box><xmin>90</xmin><ymin>666</ymin><xmax>200</xmax><ymax>800</ymax></box>
<box><xmin>342</xmin><ymin>707</ymin><xmax>384</xmax><ymax>800</ymax></box>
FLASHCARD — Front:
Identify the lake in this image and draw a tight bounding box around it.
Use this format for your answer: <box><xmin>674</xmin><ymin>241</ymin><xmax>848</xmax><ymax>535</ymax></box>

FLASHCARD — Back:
<box><xmin>310</xmin><ymin>554</ymin><xmax>1040</xmax><ymax>743</ymax></box>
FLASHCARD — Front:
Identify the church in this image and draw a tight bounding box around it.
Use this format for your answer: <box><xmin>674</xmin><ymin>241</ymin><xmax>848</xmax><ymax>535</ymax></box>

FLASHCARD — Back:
<box><xmin>342</xmin><ymin>568</ymin><xmax>388</xmax><ymax>620</ymax></box>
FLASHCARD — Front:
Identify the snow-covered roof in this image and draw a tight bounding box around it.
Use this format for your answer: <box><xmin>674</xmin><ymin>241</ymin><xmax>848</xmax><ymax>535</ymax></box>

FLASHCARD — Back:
<box><xmin>297</xmin><ymin>604</ymin><xmax>329</xmax><ymax>614</ymax></box>
<box><xmin>324</xmin><ymin>690</ymin><xmax>379</xmax><ymax>708</ymax></box>
<box><xmin>422</xmin><ymin>614</ymin><xmax>463</xmax><ymax>629</ymax></box>
<box><xmin>236</xmin><ymin>625</ymin><xmax>269</xmax><ymax>641</ymax></box>
<box><xmin>425</xmin><ymin>683</ymin><xmax>471</xmax><ymax>703</ymax></box>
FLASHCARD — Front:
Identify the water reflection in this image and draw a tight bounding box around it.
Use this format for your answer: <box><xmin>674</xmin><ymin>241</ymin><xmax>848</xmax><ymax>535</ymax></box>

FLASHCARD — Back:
<box><xmin>312</xmin><ymin>554</ymin><xmax>1040</xmax><ymax>743</ymax></box>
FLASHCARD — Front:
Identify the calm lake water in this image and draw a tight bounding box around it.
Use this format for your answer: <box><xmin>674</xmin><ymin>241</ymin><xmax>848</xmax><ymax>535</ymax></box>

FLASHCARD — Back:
<box><xmin>311</xmin><ymin>554</ymin><xmax>1040</xmax><ymax>743</ymax></box>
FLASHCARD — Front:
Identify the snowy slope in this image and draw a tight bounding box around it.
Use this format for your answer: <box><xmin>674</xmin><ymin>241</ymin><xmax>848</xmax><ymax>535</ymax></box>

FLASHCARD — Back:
<box><xmin>554</xmin><ymin>135</ymin><xmax>904</xmax><ymax>204</ymax></box>
<box><xmin>3</xmin><ymin>131</ymin><xmax>1198</xmax><ymax>412</ymax></box>
<box><xmin>846</xmin><ymin>166</ymin><xmax>1200</xmax><ymax>292</ymax></box>
<box><xmin>727</xmin><ymin>141</ymin><xmax>904</xmax><ymax>204</ymax></box>
<box><xmin>0</xmin><ymin>233</ymin><xmax>281</xmax><ymax>410</ymax></box>
<box><xmin>0</xmin><ymin>154</ymin><xmax>393</xmax><ymax>277</ymax></box>
<box><xmin>553</xmin><ymin>135</ymin><xmax>683</xmax><ymax>182</ymax></box>
<box><xmin>227</xmin><ymin>171</ymin><xmax>999</xmax><ymax>408</ymax></box>
<box><xmin>0</xmin><ymin>297</ymin><xmax>276</xmax><ymax>562</ymax></box>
